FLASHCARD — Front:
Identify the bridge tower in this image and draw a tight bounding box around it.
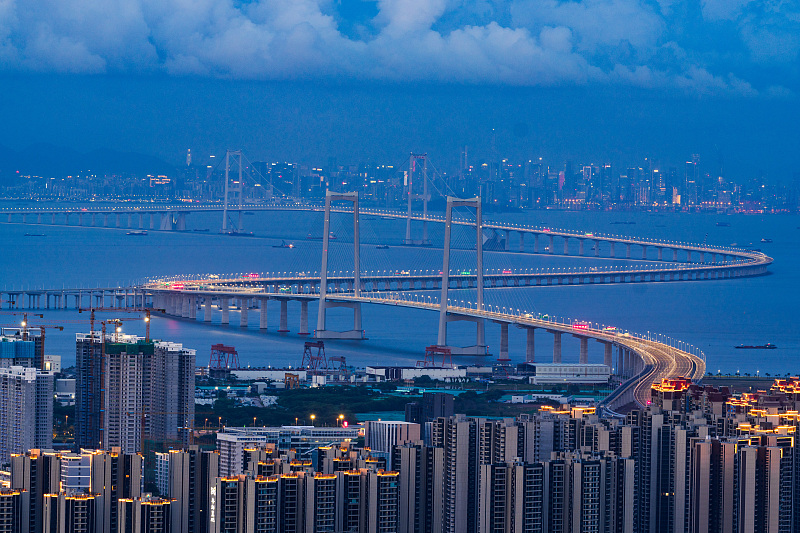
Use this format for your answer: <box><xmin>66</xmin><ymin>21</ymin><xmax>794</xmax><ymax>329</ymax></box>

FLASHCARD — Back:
<box><xmin>222</xmin><ymin>150</ymin><xmax>244</xmax><ymax>234</ymax></box>
<box><xmin>404</xmin><ymin>153</ymin><xmax>430</xmax><ymax>246</ymax></box>
<box><xmin>315</xmin><ymin>190</ymin><xmax>365</xmax><ymax>340</ymax></box>
<box><xmin>437</xmin><ymin>196</ymin><xmax>487</xmax><ymax>355</ymax></box>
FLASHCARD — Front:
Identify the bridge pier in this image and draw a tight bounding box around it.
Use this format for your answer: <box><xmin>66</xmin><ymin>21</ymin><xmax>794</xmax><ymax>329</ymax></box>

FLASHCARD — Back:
<box><xmin>36</xmin><ymin>213</ymin><xmax>42</xmax><ymax>224</ymax></box>
<box><xmin>626</xmin><ymin>244</ymin><xmax>631</xmax><ymax>259</ymax></box>
<box><xmin>518</xmin><ymin>232</ymin><xmax>524</xmax><ymax>252</ymax></box>
<box><xmin>150</xmin><ymin>214</ymin><xmax>156</xmax><ymax>230</ymax></box>
<box><xmin>579</xmin><ymin>239</ymin><xmax>584</xmax><ymax>256</ymax></box>
<box><xmin>594</xmin><ymin>240</ymin><xmax>600</xmax><ymax>257</ymax></box>
<box><xmin>525</xmin><ymin>328</ymin><xmax>535</xmax><ymax>362</ymax></box>
<box><xmin>259</xmin><ymin>298</ymin><xmax>268</xmax><ymax>329</ymax></box>
<box><xmin>239</xmin><ymin>298</ymin><xmax>249</xmax><ymax>327</ymax></box>
<box><xmin>534</xmin><ymin>234</ymin><xmax>539</xmax><ymax>253</ymax></box>
<box><xmin>549</xmin><ymin>235</ymin><xmax>554</xmax><ymax>254</ymax></box>
<box><xmin>617</xmin><ymin>347</ymin><xmax>625</xmax><ymax>378</ymax></box>
<box><xmin>189</xmin><ymin>296</ymin><xmax>197</xmax><ymax>319</ymax></box>
<box><xmin>51</xmin><ymin>213</ymin><xmax>56</xmax><ymax>224</ymax></box>
<box><xmin>551</xmin><ymin>331</ymin><xmax>562</xmax><ymax>363</ymax></box>
<box><xmin>204</xmin><ymin>298</ymin><xmax>212</xmax><ymax>322</ymax></box>
<box><xmin>578</xmin><ymin>337</ymin><xmax>588</xmax><ymax>364</ymax></box>
<box><xmin>497</xmin><ymin>323</ymin><xmax>509</xmax><ymax>362</ymax></box>
<box><xmin>657</xmin><ymin>247</ymin><xmax>663</xmax><ymax>261</ymax></box>
<box><xmin>610</xmin><ymin>242</ymin><xmax>615</xmax><ymax>257</ymax></box>
<box><xmin>299</xmin><ymin>301</ymin><xmax>309</xmax><ymax>335</ymax></box>
<box><xmin>603</xmin><ymin>342</ymin><xmax>612</xmax><ymax>368</ymax></box>
<box><xmin>278</xmin><ymin>300</ymin><xmax>289</xmax><ymax>332</ymax></box>
<box><xmin>220</xmin><ymin>298</ymin><xmax>230</xmax><ymax>325</ymax></box>
<box><xmin>563</xmin><ymin>238</ymin><xmax>569</xmax><ymax>255</ymax></box>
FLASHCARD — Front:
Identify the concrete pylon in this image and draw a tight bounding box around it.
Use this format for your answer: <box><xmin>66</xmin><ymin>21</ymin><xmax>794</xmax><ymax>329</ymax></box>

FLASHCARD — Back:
<box><xmin>437</xmin><ymin>196</ymin><xmax>486</xmax><ymax>355</ymax></box>
<box><xmin>239</xmin><ymin>298</ymin><xmax>249</xmax><ymax>327</ymax></box>
<box><xmin>259</xmin><ymin>298</ymin><xmax>268</xmax><ymax>329</ymax></box>
<box><xmin>315</xmin><ymin>190</ymin><xmax>365</xmax><ymax>340</ymax></box>
<box><xmin>526</xmin><ymin>328</ymin><xmax>535</xmax><ymax>363</ymax></box>
<box><xmin>552</xmin><ymin>331</ymin><xmax>562</xmax><ymax>363</ymax></box>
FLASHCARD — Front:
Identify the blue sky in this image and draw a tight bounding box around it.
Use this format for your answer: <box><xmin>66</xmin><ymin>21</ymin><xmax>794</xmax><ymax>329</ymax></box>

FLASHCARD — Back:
<box><xmin>0</xmin><ymin>0</ymin><xmax>798</xmax><ymax>178</ymax></box>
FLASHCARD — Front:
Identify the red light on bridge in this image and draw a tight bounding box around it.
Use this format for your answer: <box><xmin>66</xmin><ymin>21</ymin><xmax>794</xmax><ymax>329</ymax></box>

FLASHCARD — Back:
<box><xmin>247</xmin><ymin>273</ymin><xmax>259</xmax><ymax>278</ymax></box>
<box><xmin>572</xmin><ymin>323</ymin><xmax>589</xmax><ymax>330</ymax></box>
<box><xmin>171</xmin><ymin>284</ymin><xmax>185</xmax><ymax>290</ymax></box>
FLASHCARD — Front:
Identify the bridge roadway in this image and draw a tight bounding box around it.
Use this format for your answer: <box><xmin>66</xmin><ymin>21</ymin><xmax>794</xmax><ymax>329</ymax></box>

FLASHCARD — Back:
<box><xmin>144</xmin><ymin>287</ymin><xmax>705</xmax><ymax>413</ymax></box>
<box><xmin>0</xmin><ymin>202</ymin><xmax>771</xmax><ymax>265</ymax></box>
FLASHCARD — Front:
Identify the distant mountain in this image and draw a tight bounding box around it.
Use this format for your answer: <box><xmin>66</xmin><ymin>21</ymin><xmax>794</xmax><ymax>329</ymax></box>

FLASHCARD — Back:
<box><xmin>0</xmin><ymin>143</ymin><xmax>176</xmax><ymax>184</ymax></box>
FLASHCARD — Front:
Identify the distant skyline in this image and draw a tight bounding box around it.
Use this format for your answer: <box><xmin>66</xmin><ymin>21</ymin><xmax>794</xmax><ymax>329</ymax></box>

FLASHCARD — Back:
<box><xmin>0</xmin><ymin>0</ymin><xmax>799</xmax><ymax>181</ymax></box>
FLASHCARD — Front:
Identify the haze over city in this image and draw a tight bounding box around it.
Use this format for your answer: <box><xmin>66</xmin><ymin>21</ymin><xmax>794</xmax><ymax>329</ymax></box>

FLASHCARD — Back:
<box><xmin>0</xmin><ymin>0</ymin><xmax>798</xmax><ymax>180</ymax></box>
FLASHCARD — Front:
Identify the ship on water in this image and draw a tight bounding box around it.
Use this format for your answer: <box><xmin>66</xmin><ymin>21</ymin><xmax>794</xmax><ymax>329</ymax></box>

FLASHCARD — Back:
<box><xmin>735</xmin><ymin>343</ymin><xmax>777</xmax><ymax>350</ymax></box>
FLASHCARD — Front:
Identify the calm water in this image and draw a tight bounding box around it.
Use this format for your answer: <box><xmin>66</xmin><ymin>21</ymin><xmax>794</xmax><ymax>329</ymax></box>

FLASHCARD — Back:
<box><xmin>0</xmin><ymin>203</ymin><xmax>797</xmax><ymax>376</ymax></box>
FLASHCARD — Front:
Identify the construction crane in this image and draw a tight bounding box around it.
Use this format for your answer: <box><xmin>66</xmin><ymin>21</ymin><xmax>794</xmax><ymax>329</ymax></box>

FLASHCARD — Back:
<box><xmin>79</xmin><ymin>307</ymin><xmax>157</xmax><ymax>341</ymax></box>
<box><xmin>0</xmin><ymin>312</ymin><xmax>65</xmax><ymax>369</ymax></box>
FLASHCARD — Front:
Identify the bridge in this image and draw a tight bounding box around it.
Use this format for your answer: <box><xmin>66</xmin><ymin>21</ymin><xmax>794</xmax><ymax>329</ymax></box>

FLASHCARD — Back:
<box><xmin>2</xmin><ymin>191</ymin><xmax>765</xmax><ymax>413</ymax></box>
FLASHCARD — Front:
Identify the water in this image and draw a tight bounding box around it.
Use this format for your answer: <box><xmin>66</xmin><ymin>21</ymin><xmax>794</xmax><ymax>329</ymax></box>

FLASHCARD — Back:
<box><xmin>1</xmin><ymin>204</ymin><xmax>797</xmax><ymax>376</ymax></box>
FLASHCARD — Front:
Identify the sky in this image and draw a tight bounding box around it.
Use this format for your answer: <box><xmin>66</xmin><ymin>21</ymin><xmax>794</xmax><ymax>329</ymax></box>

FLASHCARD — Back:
<box><xmin>0</xmin><ymin>0</ymin><xmax>798</xmax><ymax>179</ymax></box>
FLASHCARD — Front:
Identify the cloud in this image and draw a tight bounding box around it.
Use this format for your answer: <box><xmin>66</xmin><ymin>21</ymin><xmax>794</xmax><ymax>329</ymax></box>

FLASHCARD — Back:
<box><xmin>0</xmin><ymin>0</ymin><xmax>796</xmax><ymax>95</ymax></box>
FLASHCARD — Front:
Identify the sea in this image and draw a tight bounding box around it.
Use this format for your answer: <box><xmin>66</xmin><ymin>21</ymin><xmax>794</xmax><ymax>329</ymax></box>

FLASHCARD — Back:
<box><xmin>1</xmin><ymin>202</ymin><xmax>797</xmax><ymax>377</ymax></box>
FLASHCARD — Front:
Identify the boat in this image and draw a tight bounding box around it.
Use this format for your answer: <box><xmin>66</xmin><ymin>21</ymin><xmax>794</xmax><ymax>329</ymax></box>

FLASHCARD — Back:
<box><xmin>126</xmin><ymin>230</ymin><xmax>148</xmax><ymax>236</ymax></box>
<box><xmin>272</xmin><ymin>240</ymin><xmax>295</xmax><ymax>249</ymax></box>
<box><xmin>376</xmin><ymin>245</ymin><xmax>389</xmax><ymax>249</ymax></box>
<box><xmin>716</xmin><ymin>222</ymin><xmax>731</xmax><ymax>227</ymax></box>
<box><xmin>24</xmin><ymin>233</ymin><xmax>46</xmax><ymax>237</ymax></box>
<box><xmin>735</xmin><ymin>343</ymin><xmax>777</xmax><ymax>350</ymax></box>
<box><xmin>307</xmin><ymin>232</ymin><xmax>337</xmax><ymax>240</ymax></box>
<box><xmin>760</xmin><ymin>238</ymin><xmax>773</xmax><ymax>243</ymax></box>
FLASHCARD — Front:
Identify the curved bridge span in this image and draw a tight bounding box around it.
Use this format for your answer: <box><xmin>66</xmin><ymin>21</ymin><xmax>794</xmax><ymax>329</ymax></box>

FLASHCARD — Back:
<box><xmin>144</xmin><ymin>288</ymin><xmax>705</xmax><ymax>413</ymax></box>
<box><xmin>0</xmin><ymin>199</ymin><xmax>760</xmax><ymax>412</ymax></box>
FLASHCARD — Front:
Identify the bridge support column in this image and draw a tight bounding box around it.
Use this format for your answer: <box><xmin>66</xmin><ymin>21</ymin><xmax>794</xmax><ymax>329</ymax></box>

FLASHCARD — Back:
<box><xmin>189</xmin><ymin>296</ymin><xmax>197</xmax><ymax>319</ymax></box>
<box><xmin>617</xmin><ymin>347</ymin><xmax>625</xmax><ymax>378</ymax></box>
<box><xmin>181</xmin><ymin>297</ymin><xmax>190</xmax><ymax>318</ymax></box>
<box><xmin>579</xmin><ymin>337</ymin><xmax>588</xmax><ymax>364</ymax></box>
<box><xmin>239</xmin><ymin>298</ymin><xmax>249</xmax><ymax>327</ymax></box>
<box><xmin>204</xmin><ymin>298</ymin><xmax>212</xmax><ymax>322</ymax></box>
<box><xmin>518</xmin><ymin>232</ymin><xmax>524</xmax><ymax>252</ymax></box>
<box><xmin>138</xmin><ymin>214</ymin><xmax>144</xmax><ymax>229</ymax></box>
<box><xmin>610</xmin><ymin>242</ymin><xmax>615</xmax><ymax>257</ymax></box>
<box><xmin>658</xmin><ymin>247</ymin><xmax>663</xmax><ymax>261</ymax></box>
<box><xmin>594</xmin><ymin>240</ymin><xmax>600</xmax><ymax>257</ymax></box>
<box><xmin>642</xmin><ymin>245</ymin><xmax>647</xmax><ymax>260</ymax></box>
<box><xmin>549</xmin><ymin>235</ymin><xmax>554</xmax><ymax>254</ymax></box>
<box><xmin>150</xmin><ymin>214</ymin><xmax>155</xmax><ymax>229</ymax></box>
<box><xmin>563</xmin><ymin>238</ymin><xmax>569</xmax><ymax>255</ymax></box>
<box><xmin>626</xmin><ymin>244</ymin><xmax>631</xmax><ymax>259</ymax></box>
<box><xmin>552</xmin><ymin>331</ymin><xmax>562</xmax><ymax>363</ymax></box>
<box><xmin>220</xmin><ymin>298</ymin><xmax>230</xmax><ymax>325</ymax></box>
<box><xmin>51</xmin><ymin>213</ymin><xmax>56</xmax><ymax>224</ymax></box>
<box><xmin>498</xmin><ymin>323</ymin><xmax>509</xmax><ymax>362</ymax></box>
<box><xmin>36</xmin><ymin>213</ymin><xmax>42</xmax><ymax>224</ymax></box>
<box><xmin>578</xmin><ymin>239</ymin><xmax>585</xmax><ymax>255</ymax></box>
<box><xmin>603</xmin><ymin>342</ymin><xmax>612</xmax><ymax>368</ymax></box>
<box><xmin>299</xmin><ymin>301</ymin><xmax>309</xmax><ymax>335</ymax></box>
<box><xmin>526</xmin><ymin>328</ymin><xmax>535</xmax><ymax>363</ymax></box>
<box><xmin>259</xmin><ymin>298</ymin><xmax>268</xmax><ymax>329</ymax></box>
<box><xmin>315</xmin><ymin>191</ymin><xmax>365</xmax><ymax>340</ymax></box>
<box><xmin>278</xmin><ymin>300</ymin><xmax>289</xmax><ymax>332</ymax></box>
<box><xmin>672</xmin><ymin>249</ymin><xmax>677</xmax><ymax>261</ymax></box>
<box><xmin>534</xmin><ymin>234</ymin><xmax>539</xmax><ymax>253</ymax></box>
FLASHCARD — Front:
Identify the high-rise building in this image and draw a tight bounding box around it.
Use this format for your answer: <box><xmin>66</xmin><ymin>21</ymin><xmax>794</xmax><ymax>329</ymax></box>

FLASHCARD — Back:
<box><xmin>89</xmin><ymin>448</ymin><xmax>144</xmax><ymax>533</ymax></box>
<box><xmin>11</xmin><ymin>449</ymin><xmax>62</xmax><ymax>533</ymax></box>
<box><xmin>0</xmin><ymin>489</ymin><xmax>24</xmax><ymax>532</ymax></box>
<box><xmin>0</xmin><ymin>366</ymin><xmax>53</xmax><ymax>463</ymax></box>
<box><xmin>42</xmin><ymin>493</ymin><xmax>97</xmax><ymax>533</ymax></box>
<box><xmin>75</xmin><ymin>333</ymin><xmax>195</xmax><ymax>452</ymax></box>
<box><xmin>168</xmin><ymin>446</ymin><xmax>219</xmax><ymax>533</ymax></box>
<box><xmin>118</xmin><ymin>497</ymin><xmax>172</xmax><ymax>533</ymax></box>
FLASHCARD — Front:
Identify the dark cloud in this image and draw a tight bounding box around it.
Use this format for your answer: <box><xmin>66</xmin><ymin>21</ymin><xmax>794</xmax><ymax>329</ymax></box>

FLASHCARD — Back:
<box><xmin>0</xmin><ymin>0</ymin><xmax>797</xmax><ymax>94</ymax></box>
